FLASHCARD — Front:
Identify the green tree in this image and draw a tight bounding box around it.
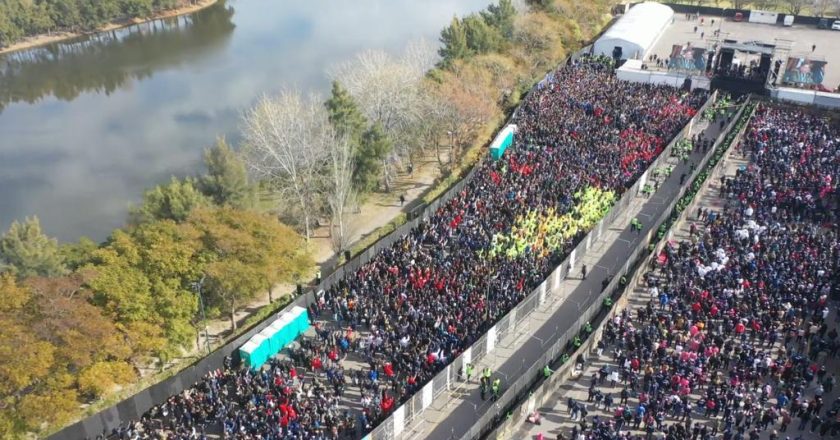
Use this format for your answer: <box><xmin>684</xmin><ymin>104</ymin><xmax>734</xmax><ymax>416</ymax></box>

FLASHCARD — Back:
<box><xmin>45</xmin><ymin>0</ymin><xmax>82</xmax><ymax>30</ymax></box>
<box><xmin>120</xmin><ymin>0</ymin><xmax>154</xmax><ymax>19</ymax></box>
<box><xmin>438</xmin><ymin>16</ymin><xmax>470</xmax><ymax>68</ymax></box>
<box><xmin>0</xmin><ymin>216</ymin><xmax>66</xmax><ymax>278</ymax></box>
<box><xmin>355</xmin><ymin>123</ymin><xmax>392</xmax><ymax>193</ymax></box>
<box><xmin>198</xmin><ymin>138</ymin><xmax>255</xmax><ymax>209</ymax></box>
<box><xmin>324</xmin><ymin>80</ymin><xmax>368</xmax><ymax>141</ymax></box>
<box><xmin>130</xmin><ymin>176</ymin><xmax>209</xmax><ymax>224</ymax></box>
<box><xmin>187</xmin><ymin>207</ymin><xmax>312</xmax><ymax>330</ymax></box>
<box><xmin>481</xmin><ymin>0</ymin><xmax>516</xmax><ymax>39</ymax></box>
<box><xmin>463</xmin><ymin>14</ymin><xmax>505</xmax><ymax>54</ymax></box>
<box><xmin>59</xmin><ymin>236</ymin><xmax>98</xmax><ymax>270</ymax></box>
<box><xmin>86</xmin><ymin>222</ymin><xmax>201</xmax><ymax>356</ymax></box>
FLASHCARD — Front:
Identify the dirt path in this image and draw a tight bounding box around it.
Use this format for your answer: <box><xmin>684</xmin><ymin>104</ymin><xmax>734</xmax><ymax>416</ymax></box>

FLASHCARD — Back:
<box><xmin>0</xmin><ymin>0</ymin><xmax>219</xmax><ymax>56</ymax></box>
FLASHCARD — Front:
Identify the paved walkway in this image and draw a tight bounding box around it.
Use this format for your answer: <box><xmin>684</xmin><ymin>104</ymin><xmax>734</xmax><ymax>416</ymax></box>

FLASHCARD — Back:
<box><xmin>400</xmin><ymin>112</ymin><xmax>735</xmax><ymax>440</ymax></box>
<box><xmin>511</xmin><ymin>132</ymin><xmax>840</xmax><ymax>440</ymax></box>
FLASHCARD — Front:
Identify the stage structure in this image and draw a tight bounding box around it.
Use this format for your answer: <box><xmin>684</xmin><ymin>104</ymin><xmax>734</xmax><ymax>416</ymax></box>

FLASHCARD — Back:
<box><xmin>707</xmin><ymin>37</ymin><xmax>791</xmax><ymax>94</ymax></box>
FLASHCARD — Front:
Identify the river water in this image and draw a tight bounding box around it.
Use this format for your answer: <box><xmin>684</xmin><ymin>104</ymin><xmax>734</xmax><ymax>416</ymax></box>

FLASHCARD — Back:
<box><xmin>0</xmin><ymin>0</ymin><xmax>487</xmax><ymax>242</ymax></box>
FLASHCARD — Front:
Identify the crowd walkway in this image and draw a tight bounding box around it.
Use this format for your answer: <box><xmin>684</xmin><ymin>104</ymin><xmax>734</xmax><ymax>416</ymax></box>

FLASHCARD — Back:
<box><xmin>394</xmin><ymin>109</ymin><xmax>737</xmax><ymax>440</ymax></box>
<box><xmin>512</xmin><ymin>111</ymin><xmax>840</xmax><ymax>440</ymax></box>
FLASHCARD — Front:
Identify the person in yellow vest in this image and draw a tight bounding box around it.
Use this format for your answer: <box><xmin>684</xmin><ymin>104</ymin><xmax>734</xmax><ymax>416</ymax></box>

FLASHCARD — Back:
<box><xmin>543</xmin><ymin>364</ymin><xmax>554</xmax><ymax>378</ymax></box>
<box><xmin>492</xmin><ymin>378</ymin><xmax>501</xmax><ymax>401</ymax></box>
<box><xmin>465</xmin><ymin>363</ymin><xmax>475</xmax><ymax>383</ymax></box>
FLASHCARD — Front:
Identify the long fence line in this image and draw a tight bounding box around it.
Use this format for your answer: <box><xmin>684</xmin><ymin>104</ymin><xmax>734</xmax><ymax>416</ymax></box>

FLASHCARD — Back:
<box><xmin>360</xmin><ymin>90</ymin><xmax>724</xmax><ymax>440</ymax></box>
<box><xmin>50</xmin><ymin>62</ymin><xmax>706</xmax><ymax>440</ymax></box>
<box><xmin>475</xmin><ymin>97</ymin><xmax>756</xmax><ymax>440</ymax></box>
<box><xmin>47</xmin><ymin>47</ymin><xmax>546</xmax><ymax>440</ymax></box>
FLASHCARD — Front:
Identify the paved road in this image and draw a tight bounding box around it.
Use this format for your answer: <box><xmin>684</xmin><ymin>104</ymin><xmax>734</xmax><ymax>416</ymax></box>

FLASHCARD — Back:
<box><xmin>424</xmin><ymin>109</ymin><xmax>738</xmax><ymax>440</ymax></box>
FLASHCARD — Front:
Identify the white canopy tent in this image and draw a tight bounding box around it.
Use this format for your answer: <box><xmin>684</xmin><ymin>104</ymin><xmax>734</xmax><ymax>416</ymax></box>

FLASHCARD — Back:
<box><xmin>593</xmin><ymin>2</ymin><xmax>674</xmax><ymax>61</ymax></box>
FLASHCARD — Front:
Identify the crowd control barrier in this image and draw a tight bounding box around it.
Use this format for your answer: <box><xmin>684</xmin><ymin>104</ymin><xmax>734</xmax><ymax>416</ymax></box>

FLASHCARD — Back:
<box><xmin>358</xmin><ymin>90</ymin><xmax>723</xmax><ymax>440</ymax></box>
<box><xmin>473</xmin><ymin>98</ymin><xmax>755</xmax><ymax>440</ymax></box>
<box><xmin>49</xmin><ymin>64</ymin><xmax>713</xmax><ymax>440</ymax></box>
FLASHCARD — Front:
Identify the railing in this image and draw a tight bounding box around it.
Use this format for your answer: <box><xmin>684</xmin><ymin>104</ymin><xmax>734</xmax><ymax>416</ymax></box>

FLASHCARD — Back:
<box><xmin>49</xmin><ymin>70</ymin><xmax>715</xmax><ymax>440</ymax></box>
<box><xmin>473</xmin><ymin>97</ymin><xmax>755</xmax><ymax>440</ymax></box>
<box><xmin>362</xmin><ymin>91</ymin><xmax>724</xmax><ymax>440</ymax></box>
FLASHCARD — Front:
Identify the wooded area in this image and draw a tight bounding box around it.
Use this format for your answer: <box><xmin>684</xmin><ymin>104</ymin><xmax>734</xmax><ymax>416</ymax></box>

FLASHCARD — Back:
<box><xmin>0</xmin><ymin>0</ymin><xmax>195</xmax><ymax>47</ymax></box>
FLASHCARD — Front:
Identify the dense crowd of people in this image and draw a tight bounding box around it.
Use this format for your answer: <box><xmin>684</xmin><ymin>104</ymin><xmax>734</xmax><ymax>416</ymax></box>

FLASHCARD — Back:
<box><xmin>555</xmin><ymin>104</ymin><xmax>840</xmax><ymax>440</ymax></box>
<box><xmin>113</xmin><ymin>58</ymin><xmax>707</xmax><ymax>440</ymax></box>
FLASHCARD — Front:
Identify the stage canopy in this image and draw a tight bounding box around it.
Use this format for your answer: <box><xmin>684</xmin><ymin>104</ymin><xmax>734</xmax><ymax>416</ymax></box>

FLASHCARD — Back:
<box><xmin>593</xmin><ymin>2</ymin><xmax>674</xmax><ymax>60</ymax></box>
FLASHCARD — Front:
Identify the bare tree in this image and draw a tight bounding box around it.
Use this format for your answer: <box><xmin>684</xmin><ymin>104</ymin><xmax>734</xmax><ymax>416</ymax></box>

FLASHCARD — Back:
<box><xmin>324</xmin><ymin>133</ymin><xmax>356</xmax><ymax>252</ymax></box>
<box><xmin>812</xmin><ymin>0</ymin><xmax>832</xmax><ymax>15</ymax></box>
<box><xmin>240</xmin><ymin>90</ymin><xmax>329</xmax><ymax>241</ymax></box>
<box><xmin>783</xmin><ymin>0</ymin><xmax>807</xmax><ymax>14</ymax></box>
<box><xmin>328</xmin><ymin>42</ymin><xmax>431</xmax><ymax>190</ymax></box>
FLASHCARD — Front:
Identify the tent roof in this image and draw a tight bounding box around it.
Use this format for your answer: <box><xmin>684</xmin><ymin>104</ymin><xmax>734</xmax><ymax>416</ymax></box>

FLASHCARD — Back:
<box><xmin>597</xmin><ymin>2</ymin><xmax>674</xmax><ymax>54</ymax></box>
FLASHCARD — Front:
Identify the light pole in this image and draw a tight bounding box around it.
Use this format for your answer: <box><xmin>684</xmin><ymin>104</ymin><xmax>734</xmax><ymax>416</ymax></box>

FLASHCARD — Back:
<box><xmin>192</xmin><ymin>275</ymin><xmax>211</xmax><ymax>355</ymax></box>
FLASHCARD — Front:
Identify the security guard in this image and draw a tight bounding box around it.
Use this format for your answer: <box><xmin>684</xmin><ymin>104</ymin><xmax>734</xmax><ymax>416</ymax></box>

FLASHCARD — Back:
<box><xmin>584</xmin><ymin>321</ymin><xmax>593</xmax><ymax>334</ymax></box>
<box><xmin>465</xmin><ymin>363</ymin><xmax>475</xmax><ymax>383</ymax></box>
<box><xmin>543</xmin><ymin>364</ymin><xmax>554</xmax><ymax>378</ymax></box>
<box><xmin>574</xmin><ymin>335</ymin><xmax>582</xmax><ymax>348</ymax></box>
<box><xmin>492</xmin><ymin>378</ymin><xmax>501</xmax><ymax>401</ymax></box>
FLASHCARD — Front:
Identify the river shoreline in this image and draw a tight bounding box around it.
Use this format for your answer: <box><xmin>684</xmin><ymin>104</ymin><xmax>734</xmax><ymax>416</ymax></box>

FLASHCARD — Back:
<box><xmin>0</xmin><ymin>0</ymin><xmax>220</xmax><ymax>56</ymax></box>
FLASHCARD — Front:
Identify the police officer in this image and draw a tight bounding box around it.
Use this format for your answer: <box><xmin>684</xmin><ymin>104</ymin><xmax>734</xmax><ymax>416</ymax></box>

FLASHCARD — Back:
<box><xmin>492</xmin><ymin>378</ymin><xmax>501</xmax><ymax>401</ymax></box>
<box><xmin>543</xmin><ymin>364</ymin><xmax>554</xmax><ymax>378</ymax></box>
<box><xmin>465</xmin><ymin>363</ymin><xmax>475</xmax><ymax>383</ymax></box>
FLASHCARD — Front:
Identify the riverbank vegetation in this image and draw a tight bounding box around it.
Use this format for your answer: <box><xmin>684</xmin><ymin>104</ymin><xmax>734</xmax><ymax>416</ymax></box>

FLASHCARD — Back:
<box><xmin>0</xmin><ymin>0</ymin><xmax>612</xmax><ymax>437</ymax></box>
<box><xmin>0</xmin><ymin>0</ymin><xmax>216</xmax><ymax>48</ymax></box>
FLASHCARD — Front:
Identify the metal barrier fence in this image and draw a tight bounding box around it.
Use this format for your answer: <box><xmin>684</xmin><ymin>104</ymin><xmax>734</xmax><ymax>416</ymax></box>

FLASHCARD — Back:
<box><xmin>362</xmin><ymin>91</ymin><xmax>723</xmax><ymax>440</ymax></box>
<box><xmin>473</xmin><ymin>97</ymin><xmax>755</xmax><ymax>440</ymax></box>
<box><xmin>50</xmin><ymin>66</ymin><xmax>716</xmax><ymax>440</ymax></box>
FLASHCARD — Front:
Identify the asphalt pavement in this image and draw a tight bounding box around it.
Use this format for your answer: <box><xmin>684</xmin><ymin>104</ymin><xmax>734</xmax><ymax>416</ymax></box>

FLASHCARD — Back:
<box><xmin>422</xmin><ymin>109</ymin><xmax>736</xmax><ymax>440</ymax></box>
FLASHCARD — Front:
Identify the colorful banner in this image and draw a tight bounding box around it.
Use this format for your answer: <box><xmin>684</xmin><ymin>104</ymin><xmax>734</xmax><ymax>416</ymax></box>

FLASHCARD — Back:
<box><xmin>782</xmin><ymin>57</ymin><xmax>827</xmax><ymax>86</ymax></box>
<box><xmin>667</xmin><ymin>44</ymin><xmax>707</xmax><ymax>73</ymax></box>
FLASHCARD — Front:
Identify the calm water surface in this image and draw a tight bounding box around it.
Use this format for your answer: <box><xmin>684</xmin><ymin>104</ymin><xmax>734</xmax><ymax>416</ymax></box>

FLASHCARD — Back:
<box><xmin>0</xmin><ymin>0</ymin><xmax>487</xmax><ymax>241</ymax></box>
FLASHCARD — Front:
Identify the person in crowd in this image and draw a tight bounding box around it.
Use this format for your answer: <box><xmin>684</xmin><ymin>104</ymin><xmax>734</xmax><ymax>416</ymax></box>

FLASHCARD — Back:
<box><xmin>122</xmin><ymin>56</ymin><xmax>709</xmax><ymax>440</ymax></box>
<box><xmin>551</xmin><ymin>104</ymin><xmax>840</xmax><ymax>440</ymax></box>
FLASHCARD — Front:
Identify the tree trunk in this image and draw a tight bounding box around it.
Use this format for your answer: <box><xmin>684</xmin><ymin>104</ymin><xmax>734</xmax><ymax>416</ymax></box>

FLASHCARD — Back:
<box><xmin>268</xmin><ymin>287</ymin><xmax>273</xmax><ymax>304</ymax></box>
<box><xmin>195</xmin><ymin>327</ymin><xmax>201</xmax><ymax>351</ymax></box>
<box><xmin>230</xmin><ymin>305</ymin><xmax>237</xmax><ymax>331</ymax></box>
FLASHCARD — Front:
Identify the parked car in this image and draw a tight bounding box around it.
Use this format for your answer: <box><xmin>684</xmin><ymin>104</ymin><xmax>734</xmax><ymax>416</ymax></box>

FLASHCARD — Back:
<box><xmin>833</xmin><ymin>20</ymin><xmax>840</xmax><ymax>30</ymax></box>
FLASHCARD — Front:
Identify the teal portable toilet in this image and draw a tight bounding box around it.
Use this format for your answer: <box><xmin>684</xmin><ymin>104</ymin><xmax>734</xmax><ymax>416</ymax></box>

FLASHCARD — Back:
<box><xmin>295</xmin><ymin>306</ymin><xmax>311</xmax><ymax>335</ymax></box>
<box><xmin>250</xmin><ymin>333</ymin><xmax>269</xmax><ymax>369</ymax></box>
<box><xmin>489</xmin><ymin>125</ymin><xmax>517</xmax><ymax>160</ymax></box>
<box><xmin>239</xmin><ymin>340</ymin><xmax>260</xmax><ymax>369</ymax></box>
<box><xmin>258</xmin><ymin>326</ymin><xmax>278</xmax><ymax>358</ymax></box>
<box><xmin>276</xmin><ymin>313</ymin><xmax>296</xmax><ymax>349</ymax></box>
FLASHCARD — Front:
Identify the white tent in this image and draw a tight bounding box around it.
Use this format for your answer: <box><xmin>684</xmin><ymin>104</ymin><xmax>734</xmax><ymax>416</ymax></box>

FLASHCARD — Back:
<box><xmin>593</xmin><ymin>2</ymin><xmax>674</xmax><ymax>60</ymax></box>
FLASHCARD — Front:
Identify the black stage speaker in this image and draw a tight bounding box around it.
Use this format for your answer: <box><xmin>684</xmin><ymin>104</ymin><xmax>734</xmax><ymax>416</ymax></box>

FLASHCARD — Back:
<box><xmin>682</xmin><ymin>78</ymin><xmax>693</xmax><ymax>91</ymax></box>
<box><xmin>759</xmin><ymin>54</ymin><xmax>771</xmax><ymax>73</ymax></box>
<box><xmin>612</xmin><ymin>46</ymin><xmax>623</xmax><ymax>61</ymax></box>
<box><xmin>719</xmin><ymin>49</ymin><xmax>735</xmax><ymax>71</ymax></box>
<box><xmin>706</xmin><ymin>52</ymin><xmax>715</xmax><ymax>73</ymax></box>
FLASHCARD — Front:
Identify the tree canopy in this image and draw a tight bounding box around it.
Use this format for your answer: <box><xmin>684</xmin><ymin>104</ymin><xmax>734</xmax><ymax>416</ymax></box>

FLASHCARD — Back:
<box><xmin>130</xmin><ymin>176</ymin><xmax>210</xmax><ymax>225</ymax></box>
<box><xmin>0</xmin><ymin>216</ymin><xmax>66</xmax><ymax>278</ymax></box>
<box><xmin>198</xmin><ymin>138</ymin><xmax>256</xmax><ymax>210</ymax></box>
<box><xmin>0</xmin><ymin>0</ymin><xmax>195</xmax><ymax>48</ymax></box>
